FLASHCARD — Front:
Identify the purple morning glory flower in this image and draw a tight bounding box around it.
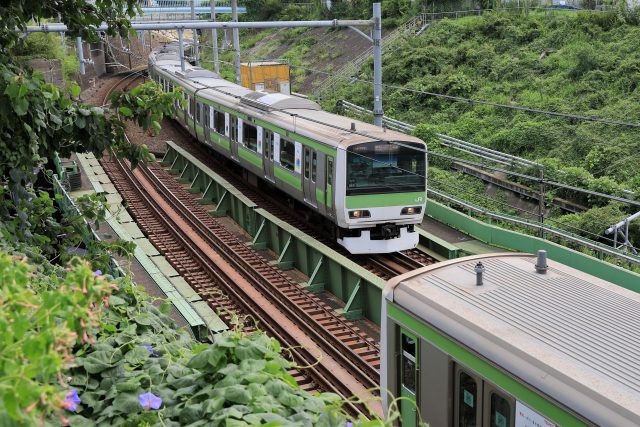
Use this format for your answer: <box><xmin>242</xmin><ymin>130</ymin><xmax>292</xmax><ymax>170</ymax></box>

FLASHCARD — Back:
<box><xmin>139</xmin><ymin>392</ymin><xmax>162</xmax><ymax>410</ymax></box>
<box><xmin>346</xmin><ymin>423</ymin><xmax>353</xmax><ymax>427</ymax></box>
<box><xmin>63</xmin><ymin>389</ymin><xmax>81</xmax><ymax>412</ymax></box>
<box><xmin>93</xmin><ymin>270</ymin><xmax>102</xmax><ymax>276</ymax></box>
<box><xmin>143</xmin><ymin>344</ymin><xmax>159</xmax><ymax>357</ymax></box>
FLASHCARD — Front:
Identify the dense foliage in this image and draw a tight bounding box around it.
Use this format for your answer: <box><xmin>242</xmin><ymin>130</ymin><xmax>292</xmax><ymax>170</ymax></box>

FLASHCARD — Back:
<box><xmin>0</xmin><ymin>253</ymin><xmax>359</xmax><ymax>426</ymax></box>
<box><xmin>328</xmin><ymin>9</ymin><xmax>640</xmax><ymax>245</ymax></box>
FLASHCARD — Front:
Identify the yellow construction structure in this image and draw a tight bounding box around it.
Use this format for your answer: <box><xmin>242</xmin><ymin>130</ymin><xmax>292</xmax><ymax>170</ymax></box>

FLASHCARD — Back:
<box><xmin>240</xmin><ymin>61</ymin><xmax>290</xmax><ymax>94</ymax></box>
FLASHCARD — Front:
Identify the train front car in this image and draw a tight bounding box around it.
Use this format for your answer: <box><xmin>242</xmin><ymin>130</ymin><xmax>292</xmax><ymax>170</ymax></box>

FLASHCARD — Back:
<box><xmin>335</xmin><ymin>136</ymin><xmax>427</xmax><ymax>254</ymax></box>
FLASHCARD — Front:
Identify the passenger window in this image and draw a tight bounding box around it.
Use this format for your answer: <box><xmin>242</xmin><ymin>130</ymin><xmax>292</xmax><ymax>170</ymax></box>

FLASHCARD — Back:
<box><xmin>459</xmin><ymin>372</ymin><xmax>478</xmax><ymax>426</ymax></box>
<box><xmin>214</xmin><ymin>109</ymin><xmax>225</xmax><ymax>134</ymax></box>
<box><xmin>196</xmin><ymin>103</ymin><xmax>202</xmax><ymax>124</ymax></box>
<box><xmin>401</xmin><ymin>334</ymin><xmax>416</xmax><ymax>393</ymax></box>
<box><xmin>327</xmin><ymin>158</ymin><xmax>333</xmax><ymax>186</ymax></box>
<box><xmin>311</xmin><ymin>152</ymin><xmax>317</xmax><ymax>182</ymax></box>
<box><xmin>490</xmin><ymin>393</ymin><xmax>510</xmax><ymax>427</ymax></box>
<box><xmin>244</xmin><ymin>122</ymin><xmax>258</xmax><ymax>151</ymax></box>
<box><xmin>280</xmin><ymin>139</ymin><xmax>295</xmax><ymax>171</ymax></box>
<box><xmin>304</xmin><ymin>148</ymin><xmax>310</xmax><ymax>179</ymax></box>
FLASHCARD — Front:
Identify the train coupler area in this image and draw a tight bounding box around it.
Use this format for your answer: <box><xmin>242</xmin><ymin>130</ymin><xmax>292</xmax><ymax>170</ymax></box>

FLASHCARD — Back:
<box><xmin>338</xmin><ymin>225</ymin><xmax>419</xmax><ymax>254</ymax></box>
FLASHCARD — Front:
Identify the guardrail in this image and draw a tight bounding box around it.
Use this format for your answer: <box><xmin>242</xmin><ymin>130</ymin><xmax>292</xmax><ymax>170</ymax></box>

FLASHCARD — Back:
<box><xmin>426</xmin><ymin>194</ymin><xmax>640</xmax><ymax>291</ymax></box>
<box><xmin>52</xmin><ymin>174</ymin><xmax>127</xmax><ymax>278</ymax></box>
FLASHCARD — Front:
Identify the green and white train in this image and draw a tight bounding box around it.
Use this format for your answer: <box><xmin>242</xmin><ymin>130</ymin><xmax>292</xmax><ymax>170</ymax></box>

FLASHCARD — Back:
<box><xmin>382</xmin><ymin>252</ymin><xmax>640</xmax><ymax>426</ymax></box>
<box><xmin>148</xmin><ymin>43</ymin><xmax>427</xmax><ymax>254</ymax></box>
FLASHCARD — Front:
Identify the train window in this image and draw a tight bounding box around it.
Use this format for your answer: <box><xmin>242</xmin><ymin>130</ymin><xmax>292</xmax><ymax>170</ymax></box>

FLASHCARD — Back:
<box><xmin>346</xmin><ymin>141</ymin><xmax>425</xmax><ymax>195</ymax></box>
<box><xmin>327</xmin><ymin>158</ymin><xmax>333</xmax><ymax>185</ymax></box>
<box><xmin>401</xmin><ymin>334</ymin><xmax>416</xmax><ymax>393</ymax></box>
<box><xmin>209</xmin><ymin>106</ymin><xmax>214</xmax><ymax>129</ymax></box>
<box><xmin>458</xmin><ymin>372</ymin><xmax>478</xmax><ymax>427</ymax></box>
<box><xmin>203</xmin><ymin>105</ymin><xmax>210</xmax><ymax>127</ymax></box>
<box><xmin>489</xmin><ymin>393</ymin><xmax>511</xmax><ymax>427</ymax></box>
<box><xmin>195</xmin><ymin>103</ymin><xmax>202</xmax><ymax>124</ymax></box>
<box><xmin>244</xmin><ymin>122</ymin><xmax>258</xmax><ymax>152</ymax></box>
<box><xmin>311</xmin><ymin>151</ymin><xmax>317</xmax><ymax>182</ymax></box>
<box><xmin>187</xmin><ymin>96</ymin><xmax>192</xmax><ymax>118</ymax></box>
<box><xmin>280</xmin><ymin>138</ymin><xmax>295</xmax><ymax>171</ymax></box>
<box><xmin>304</xmin><ymin>148</ymin><xmax>310</xmax><ymax>179</ymax></box>
<box><xmin>214</xmin><ymin>109</ymin><xmax>225</xmax><ymax>134</ymax></box>
<box><xmin>231</xmin><ymin>116</ymin><xmax>237</xmax><ymax>141</ymax></box>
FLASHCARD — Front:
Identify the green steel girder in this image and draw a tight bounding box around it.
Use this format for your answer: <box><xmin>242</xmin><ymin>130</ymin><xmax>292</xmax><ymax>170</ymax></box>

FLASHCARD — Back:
<box><xmin>340</xmin><ymin>278</ymin><xmax>363</xmax><ymax>320</ymax></box>
<box><xmin>276</xmin><ymin>235</ymin><xmax>295</xmax><ymax>270</ymax></box>
<box><xmin>305</xmin><ymin>255</ymin><xmax>325</xmax><ymax>293</ymax></box>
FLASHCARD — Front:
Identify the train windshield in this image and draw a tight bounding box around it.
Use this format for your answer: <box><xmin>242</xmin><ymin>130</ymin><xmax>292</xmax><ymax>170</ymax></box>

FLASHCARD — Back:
<box><xmin>346</xmin><ymin>141</ymin><xmax>425</xmax><ymax>195</ymax></box>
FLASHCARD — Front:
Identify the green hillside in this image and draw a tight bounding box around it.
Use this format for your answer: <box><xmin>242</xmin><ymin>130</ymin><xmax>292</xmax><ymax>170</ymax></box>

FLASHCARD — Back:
<box><xmin>327</xmin><ymin>9</ymin><xmax>640</xmax><ymax>244</ymax></box>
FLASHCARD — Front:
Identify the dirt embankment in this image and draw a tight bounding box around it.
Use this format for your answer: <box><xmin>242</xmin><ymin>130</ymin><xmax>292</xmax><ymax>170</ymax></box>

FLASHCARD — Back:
<box><xmin>242</xmin><ymin>26</ymin><xmax>375</xmax><ymax>95</ymax></box>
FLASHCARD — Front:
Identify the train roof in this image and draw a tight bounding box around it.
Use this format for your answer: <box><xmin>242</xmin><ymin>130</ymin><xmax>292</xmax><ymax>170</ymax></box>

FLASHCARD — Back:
<box><xmin>385</xmin><ymin>253</ymin><xmax>640</xmax><ymax>426</ymax></box>
<box><xmin>149</xmin><ymin>44</ymin><xmax>425</xmax><ymax>150</ymax></box>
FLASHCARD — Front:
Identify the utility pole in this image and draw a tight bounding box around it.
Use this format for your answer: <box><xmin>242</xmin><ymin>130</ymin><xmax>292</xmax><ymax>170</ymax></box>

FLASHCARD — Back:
<box><xmin>191</xmin><ymin>0</ymin><xmax>199</xmax><ymax>65</ymax></box>
<box><xmin>232</xmin><ymin>0</ymin><xmax>241</xmax><ymax>84</ymax></box>
<box><xmin>372</xmin><ymin>3</ymin><xmax>383</xmax><ymax>127</ymax></box>
<box><xmin>77</xmin><ymin>37</ymin><xmax>85</xmax><ymax>75</ymax></box>
<box><xmin>210</xmin><ymin>0</ymin><xmax>219</xmax><ymax>73</ymax></box>
<box><xmin>178</xmin><ymin>28</ymin><xmax>185</xmax><ymax>71</ymax></box>
<box><xmin>538</xmin><ymin>168</ymin><xmax>545</xmax><ymax>238</ymax></box>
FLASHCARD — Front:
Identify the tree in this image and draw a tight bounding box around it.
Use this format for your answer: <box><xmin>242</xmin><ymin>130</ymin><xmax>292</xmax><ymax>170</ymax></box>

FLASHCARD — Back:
<box><xmin>0</xmin><ymin>1</ymin><xmax>180</xmax><ymax>256</ymax></box>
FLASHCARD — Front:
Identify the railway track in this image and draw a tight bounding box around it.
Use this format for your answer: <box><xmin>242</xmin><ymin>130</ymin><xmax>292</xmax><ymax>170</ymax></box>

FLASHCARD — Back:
<box><xmin>99</xmin><ymin>71</ymin><xmax>383</xmax><ymax>418</ymax></box>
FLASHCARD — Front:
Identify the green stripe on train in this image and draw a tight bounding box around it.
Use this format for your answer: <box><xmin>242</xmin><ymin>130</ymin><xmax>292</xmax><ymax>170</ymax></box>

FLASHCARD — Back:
<box><xmin>239</xmin><ymin>146</ymin><xmax>263</xmax><ymax>168</ymax></box>
<box><xmin>315</xmin><ymin>188</ymin><xmax>325</xmax><ymax>206</ymax></box>
<box><xmin>274</xmin><ymin>166</ymin><xmax>302</xmax><ymax>190</ymax></box>
<box><xmin>346</xmin><ymin>192</ymin><xmax>425</xmax><ymax>209</ymax></box>
<box><xmin>387</xmin><ymin>303</ymin><xmax>586</xmax><ymax>427</ymax></box>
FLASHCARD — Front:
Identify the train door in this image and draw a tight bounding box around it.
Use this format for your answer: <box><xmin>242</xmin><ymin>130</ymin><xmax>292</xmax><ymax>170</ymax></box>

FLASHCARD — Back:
<box><xmin>206</xmin><ymin>105</ymin><xmax>214</xmax><ymax>145</ymax></box>
<box><xmin>454</xmin><ymin>366</ymin><xmax>482</xmax><ymax>427</ymax></box>
<box><xmin>400</xmin><ymin>329</ymin><xmax>418</xmax><ymax>426</ymax></box>
<box><xmin>454</xmin><ymin>365</ymin><xmax>516</xmax><ymax>427</ymax></box>
<box><xmin>303</xmin><ymin>147</ymin><xmax>317</xmax><ymax>207</ymax></box>
<box><xmin>482</xmin><ymin>385</ymin><xmax>514</xmax><ymax>427</ymax></box>
<box><xmin>263</xmin><ymin>130</ymin><xmax>275</xmax><ymax>183</ymax></box>
<box><xmin>325</xmin><ymin>156</ymin><xmax>334</xmax><ymax>217</ymax></box>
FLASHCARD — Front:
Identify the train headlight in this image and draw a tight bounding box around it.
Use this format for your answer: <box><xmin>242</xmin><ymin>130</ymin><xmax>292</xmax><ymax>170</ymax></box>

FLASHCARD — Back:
<box><xmin>349</xmin><ymin>210</ymin><xmax>371</xmax><ymax>219</ymax></box>
<box><xmin>401</xmin><ymin>206</ymin><xmax>422</xmax><ymax>215</ymax></box>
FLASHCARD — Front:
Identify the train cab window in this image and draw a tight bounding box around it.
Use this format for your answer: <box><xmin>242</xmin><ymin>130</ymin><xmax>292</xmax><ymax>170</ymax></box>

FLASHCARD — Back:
<box><xmin>213</xmin><ymin>109</ymin><xmax>225</xmax><ymax>134</ymax></box>
<box><xmin>401</xmin><ymin>334</ymin><xmax>417</xmax><ymax>393</ymax></box>
<box><xmin>244</xmin><ymin>122</ymin><xmax>258</xmax><ymax>152</ymax></box>
<box><xmin>346</xmin><ymin>141</ymin><xmax>425</xmax><ymax>195</ymax></box>
<box><xmin>489</xmin><ymin>393</ymin><xmax>511</xmax><ymax>427</ymax></box>
<box><xmin>311</xmin><ymin>152</ymin><xmax>317</xmax><ymax>182</ymax></box>
<box><xmin>280</xmin><ymin>138</ymin><xmax>295</xmax><ymax>171</ymax></box>
<box><xmin>458</xmin><ymin>371</ymin><xmax>478</xmax><ymax>427</ymax></box>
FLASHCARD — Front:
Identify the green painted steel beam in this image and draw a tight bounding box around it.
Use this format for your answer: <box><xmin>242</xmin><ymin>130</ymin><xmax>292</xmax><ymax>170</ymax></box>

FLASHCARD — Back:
<box><xmin>340</xmin><ymin>279</ymin><xmax>363</xmax><ymax>320</ymax></box>
<box><xmin>424</xmin><ymin>201</ymin><xmax>640</xmax><ymax>292</ymax></box>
